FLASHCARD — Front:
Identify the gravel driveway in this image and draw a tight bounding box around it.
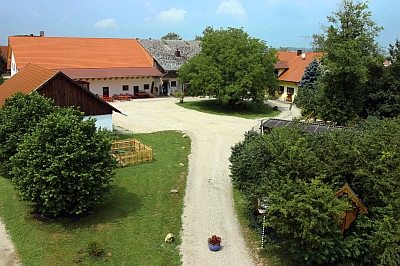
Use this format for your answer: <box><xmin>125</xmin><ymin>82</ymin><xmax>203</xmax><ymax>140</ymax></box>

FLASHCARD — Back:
<box><xmin>112</xmin><ymin>97</ymin><xmax>300</xmax><ymax>265</ymax></box>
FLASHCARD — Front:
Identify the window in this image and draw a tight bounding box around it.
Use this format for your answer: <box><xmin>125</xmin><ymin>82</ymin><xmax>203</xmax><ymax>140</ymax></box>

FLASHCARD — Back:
<box><xmin>144</xmin><ymin>84</ymin><xmax>150</xmax><ymax>90</ymax></box>
<box><xmin>278</xmin><ymin>86</ymin><xmax>284</xmax><ymax>94</ymax></box>
<box><xmin>171</xmin><ymin>81</ymin><xmax>177</xmax><ymax>87</ymax></box>
<box><xmin>122</xmin><ymin>85</ymin><xmax>129</xmax><ymax>91</ymax></box>
<box><xmin>287</xmin><ymin>87</ymin><xmax>295</xmax><ymax>95</ymax></box>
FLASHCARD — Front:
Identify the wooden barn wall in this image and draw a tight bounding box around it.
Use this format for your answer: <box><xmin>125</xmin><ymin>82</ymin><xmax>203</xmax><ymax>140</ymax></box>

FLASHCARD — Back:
<box><xmin>39</xmin><ymin>75</ymin><xmax>113</xmax><ymax>116</ymax></box>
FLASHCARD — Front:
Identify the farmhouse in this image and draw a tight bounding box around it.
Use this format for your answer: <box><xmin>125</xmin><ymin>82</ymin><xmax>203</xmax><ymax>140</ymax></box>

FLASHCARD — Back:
<box><xmin>275</xmin><ymin>50</ymin><xmax>322</xmax><ymax>102</ymax></box>
<box><xmin>138</xmin><ymin>39</ymin><xmax>201</xmax><ymax>95</ymax></box>
<box><xmin>7</xmin><ymin>34</ymin><xmax>163</xmax><ymax>99</ymax></box>
<box><xmin>0</xmin><ymin>63</ymin><xmax>121</xmax><ymax>130</ymax></box>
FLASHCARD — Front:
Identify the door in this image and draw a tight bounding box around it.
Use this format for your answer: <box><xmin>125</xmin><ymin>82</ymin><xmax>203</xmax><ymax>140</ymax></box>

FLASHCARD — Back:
<box><xmin>162</xmin><ymin>81</ymin><xmax>169</xmax><ymax>95</ymax></box>
<box><xmin>102</xmin><ymin>87</ymin><xmax>109</xmax><ymax>97</ymax></box>
<box><xmin>133</xmin><ymin>86</ymin><xmax>139</xmax><ymax>94</ymax></box>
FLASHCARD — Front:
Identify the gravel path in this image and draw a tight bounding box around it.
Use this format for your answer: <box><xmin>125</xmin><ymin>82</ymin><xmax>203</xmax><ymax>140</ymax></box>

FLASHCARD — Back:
<box><xmin>112</xmin><ymin>97</ymin><xmax>258</xmax><ymax>265</ymax></box>
<box><xmin>267</xmin><ymin>99</ymin><xmax>301</xmax><ymax>120</ymax></box>
<box><xmin>0</xmin><ymin>220</ymin><xmax>20</xmax><ymax>266</ymax></box>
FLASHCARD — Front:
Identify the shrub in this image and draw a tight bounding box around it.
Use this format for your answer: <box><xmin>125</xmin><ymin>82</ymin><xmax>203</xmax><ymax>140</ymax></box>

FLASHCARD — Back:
<box><xmin>230</xmin><ymin>117</ymin><xmax>400</xmax><ymax>265</ymax></box>
<box><xmin>266</xmin><ymin>178</ymin><xmax>350</xmax><ymax>265</ymax></box>
<box><xmin>0</xmin><ymin>92</ymin><xmax>57</xmax><ymax>178</ymax></box>
<box><xmin>11</xmin><ymin>107</ymin><xmax>116</xmax><ymax>218</ymax></box>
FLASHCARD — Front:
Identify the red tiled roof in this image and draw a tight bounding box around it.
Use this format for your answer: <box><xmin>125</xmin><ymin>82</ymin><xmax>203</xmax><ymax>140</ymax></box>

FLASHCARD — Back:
<box><xmin>276</xmin><ymin>51</ymin><xmax>323</xmax><ymax>83</ymax></box>
<box><xmin>60</xmin><ymin>67</ymin><xmax>163</xmax><ymax>79</ymax></box>
<box><xmin>0</xmin><ymin>64</ymin><xmax>56</xmax><ymax>106</ymax></box>
<box><xmin>275</xmin><ymin>61</ymin><xmax>289</xmax><ymax>69</ymax></box>
<box><xmin>8</xmin><ymin>36</ymin><xmax>154</xmax><ymax>70</ymax></box>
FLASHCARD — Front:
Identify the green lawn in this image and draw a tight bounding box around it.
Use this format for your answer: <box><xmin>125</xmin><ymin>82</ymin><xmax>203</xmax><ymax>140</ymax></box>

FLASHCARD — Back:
<box><xmin>177</xmin><ymin>99</ymin><xmax>280</xmax><ymax>119</ymax></box>
<box><xmin>0</xmin><ymin>131</ymin><xmax>190</xmax><ymax>266</ymax></box>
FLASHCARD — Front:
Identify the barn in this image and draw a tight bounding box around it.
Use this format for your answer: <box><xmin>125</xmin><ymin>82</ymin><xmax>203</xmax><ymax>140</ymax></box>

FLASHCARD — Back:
<box><xmin>0</xmin><ymin>64</ymin><xmax>121</xmax><ymax>130</ymax></box>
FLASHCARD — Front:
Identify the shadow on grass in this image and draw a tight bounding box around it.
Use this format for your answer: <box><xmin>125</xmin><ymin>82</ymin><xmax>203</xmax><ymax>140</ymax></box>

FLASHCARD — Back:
<box><xmin>177</xmin><ymin>99</ymin><xmax>280</xmax><ymax>119</ymax></box>
<box><xmin>56</xmin><ymin>185</ymin><xmax>143</xmax><ymax>228</ymax></box>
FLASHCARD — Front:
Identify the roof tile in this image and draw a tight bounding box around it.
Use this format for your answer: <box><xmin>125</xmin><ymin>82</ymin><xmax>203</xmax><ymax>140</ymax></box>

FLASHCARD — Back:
<box><xmin>9</xmin><ymin>36</ymin><xmax>154</xmax><ymax>70</ymax></box>
<box><xmin>276</xmin><ymin>51</ymin><xmax>323</xmax><ymax>83</ymax></box>
<box><xmin>0</xmin><ymin>64</ymin><xmax>56</xmax><ymax>106</ymax></box>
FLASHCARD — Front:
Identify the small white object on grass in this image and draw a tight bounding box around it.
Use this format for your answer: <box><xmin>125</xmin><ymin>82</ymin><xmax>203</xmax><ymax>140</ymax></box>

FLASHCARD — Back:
<box><xmin>164</xmin><ymin>233</ymin><xmax>175</xmax><ymax>243</ymax></box>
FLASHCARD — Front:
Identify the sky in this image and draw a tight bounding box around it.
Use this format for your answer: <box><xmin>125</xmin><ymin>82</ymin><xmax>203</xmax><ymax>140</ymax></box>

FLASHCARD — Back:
<box><xmin>1</xmin><ymin>0</ymin><xmax>399</xmax><ymax>50</ymax></box>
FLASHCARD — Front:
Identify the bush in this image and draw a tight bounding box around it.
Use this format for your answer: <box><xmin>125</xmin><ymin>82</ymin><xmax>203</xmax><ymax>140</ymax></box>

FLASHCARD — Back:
<box><xmin>11</xmin><ymin>108</ymin><xmax>116</xmax><ymax>218</ymax></box>
<box><xmin>0</xmin><ymin>92</ymin><xmax>57</xmax><ymax>178</ymax></box>
<box><xmin>230</xmin><ymin>117</ymin><xmax>400</xmax><ymax>265</ymax></box>
<box><xmin>266</xmin><ymin>178</ymin><xmax>350</xmax><ymax>265</ymax></box>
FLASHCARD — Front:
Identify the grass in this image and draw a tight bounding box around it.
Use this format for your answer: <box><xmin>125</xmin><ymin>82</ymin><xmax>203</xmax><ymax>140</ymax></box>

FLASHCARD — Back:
<box><xmin>0</xmin><ymin>130</ymin><xmax>191</xmax><ymax>266</ymax></box>
<box><xmin>177</xmin><ymin>99</ymin><xmax>280</xmax><ymax>119</ymax></box>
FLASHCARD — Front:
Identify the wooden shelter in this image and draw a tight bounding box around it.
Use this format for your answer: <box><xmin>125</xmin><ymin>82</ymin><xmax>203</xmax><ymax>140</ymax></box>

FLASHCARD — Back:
<box><xmin>260</xmin><ymin>118</ymin><xmax>343</xmax><ymax>134</ymax></box>
<box><xmin>0</xmin><ymin>64</ymin><xmax>121</xmax><ymax>130</ymax></box>
<box><xmin>335</xmin><ymin>183</ymin><xmax>368</xmax><ymax>233</ymax></box>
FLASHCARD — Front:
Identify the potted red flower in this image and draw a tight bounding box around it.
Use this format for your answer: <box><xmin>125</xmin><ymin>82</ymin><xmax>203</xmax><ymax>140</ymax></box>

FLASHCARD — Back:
<box><xmin>208</xmin><ymin>235</ymin><xmax>222</xmax><ymax>251</ymax></box>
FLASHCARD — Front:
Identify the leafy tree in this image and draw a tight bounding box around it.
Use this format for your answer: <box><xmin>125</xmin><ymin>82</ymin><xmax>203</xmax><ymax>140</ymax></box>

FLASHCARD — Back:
<box><xmin>194</xmin><ymin>26</ymin><xmax>215</xmax><ymax>41</ymax></box>
<box><xmin>312</xmin><ymin>33</ymin><xmax>325</xmax><ymax>52</ymax></box>
<box><xmin>0</xmin><ymin>92</ymin><xmax>58</xmax><ymax>179</ymax></box>
<box><xmin>161</xmin><ymin>32</ymin><xmax>182</xmax><ymax>40</ymax></box>
<box><xmin>0</xmin><ymin>48</ymin><xmax>6</xmax><ymax>74</ymax></box>
<box><xmin>11</xmin><ymin>107</ymin><xmax>115</xmax><ymax>218</ymax></box>
<box><xmin>266</xmin><ymin>178</ymin><xmax>349</xmax><ymax>265</ymax></box>
<box><xmin>178</xmin><ymin>27</ymin><xmax>277</xmax><ymax>106</ymax></box>
<box><xmin>0</xmin><ymin>48</ymin><xmax>6</xmax><ymax>84</ymax></box>
<box><xmin>316</xmin><ymin>0</ymin><xmax>383</xmax><ymax>125</ymax></box>
<box><xmin>365</xmin><ymin>39</ymin><xmax>400</xmax><ymax>118</ymax></box>
<box><xmin>230</xmin><ymin>117</ymin><xmax>400</xmax><ymax>265</ymax></box>
<box><xmin>230</xmin><ymin>127</ymin><xmax>318</xmax><ymax>198</ymax></box>
<box><xmin>295</xmin><ymin>59</ymin><xmax>321</xmax><ymax>117</ymax></box>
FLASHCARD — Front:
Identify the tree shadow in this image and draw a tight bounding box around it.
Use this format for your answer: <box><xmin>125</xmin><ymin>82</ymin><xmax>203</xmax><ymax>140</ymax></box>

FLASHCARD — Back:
<box><xmin>57</xmin><ymin>185</ymin><xmax>143</xmax><ymax>228</ymax></box>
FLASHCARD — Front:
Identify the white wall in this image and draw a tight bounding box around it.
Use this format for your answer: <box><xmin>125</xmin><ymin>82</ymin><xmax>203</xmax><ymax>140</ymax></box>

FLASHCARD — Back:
<box><xmin>86</xmin><ymin>77</ymin><xmax>161</xmax><ymax>97</ymax></box>
<box><xmin>84</xmin><ymin>114</ymin><xmax>113</xmax><ymax>131</ymax></box>
<box><xmin>10</xmin><ymin>51</ymin><xmax>17</xmax><ymax>76</ymax></box>
<box><xmin>160</xmin><ymin>78</ymin><xmax>181</xmax><ymax>95</ymax></box>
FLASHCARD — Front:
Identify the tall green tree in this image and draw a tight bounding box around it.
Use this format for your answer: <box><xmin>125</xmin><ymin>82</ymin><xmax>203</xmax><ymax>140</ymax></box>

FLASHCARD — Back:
<box><xmin>161</xmin><ymin>32</ymin><xmax>182</xmax><ymax>40</ymax></box>
<box><xmin>0</xmin><ymin>48</ymin><xmax>6</xmax><ymax>84</ymax></box>
<box><xmin>365</xmin><ymin>39</ymin><xmax>400</xmax><ymax>118</ymax></box>
<box><xmin>178</xmin><ymin>27</ymin><xmax>277</xmax><ymax>106</ymax></box>
<box><xmin>316</xmin><ymin>0</ymin><xmax>383</xmax><ymax>125</ymax></box>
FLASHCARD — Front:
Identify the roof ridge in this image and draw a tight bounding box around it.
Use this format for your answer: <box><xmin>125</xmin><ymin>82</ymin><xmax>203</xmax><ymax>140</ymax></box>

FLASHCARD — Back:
<box><xmin>9</xmin><ymin>36</ymin><xmax>139</xmax><ymax>41</ymax></box>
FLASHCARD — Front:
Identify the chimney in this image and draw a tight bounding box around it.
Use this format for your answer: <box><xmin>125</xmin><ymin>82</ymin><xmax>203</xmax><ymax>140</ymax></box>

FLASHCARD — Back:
<box><xmin>40</xmin><ymin>30</ymin><xmax>45</xmax><ymax>37</ymax></box>
<box><xmin>297</xmin><ymin>49</ymin><xmax>302</xmax><ymax>56</ymax></box>
<box><xmin>301</xmin><ymin>53</ymin><xmax>306</xmax><ymax>60</ymax></box>
<box><xmin>175</xmin><ymin>49</ymin><xmax>181</xmax><ymax>57</ymax></box>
